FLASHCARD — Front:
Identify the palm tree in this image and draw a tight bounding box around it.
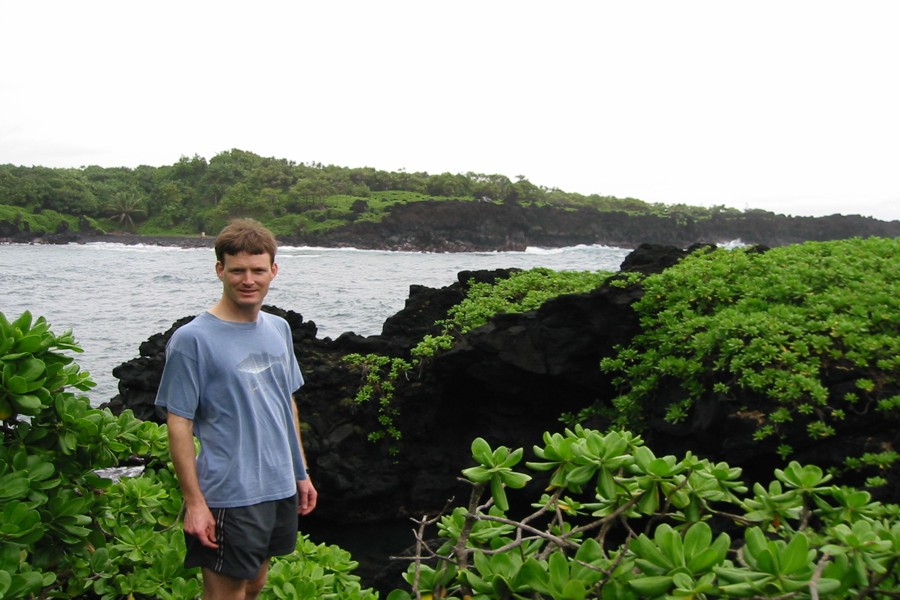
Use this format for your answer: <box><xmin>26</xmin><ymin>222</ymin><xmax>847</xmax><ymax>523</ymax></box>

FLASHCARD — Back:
<box><xmin>105</xmin><ymin>192</ymin><xmax>147</xmax><ymax>232</ymax></box>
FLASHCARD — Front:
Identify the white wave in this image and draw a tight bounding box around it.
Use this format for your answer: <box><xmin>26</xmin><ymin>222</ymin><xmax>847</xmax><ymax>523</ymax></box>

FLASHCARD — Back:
<box><xmin>525</xmin><ymin>244</ymin><xmax>626</xmax><ymax>254</ymax></box>
<box><xmin>84</xmin><ymin>242</ymin><xmax>211</xmax><ymax>253</ymax></box>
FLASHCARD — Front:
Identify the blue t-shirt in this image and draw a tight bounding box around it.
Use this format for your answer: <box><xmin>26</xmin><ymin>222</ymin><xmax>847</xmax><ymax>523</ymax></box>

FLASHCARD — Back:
<box><xmin>155</xmin><ymin>311</ymin><xmax>307</xmax><ymax>508</ymax></box>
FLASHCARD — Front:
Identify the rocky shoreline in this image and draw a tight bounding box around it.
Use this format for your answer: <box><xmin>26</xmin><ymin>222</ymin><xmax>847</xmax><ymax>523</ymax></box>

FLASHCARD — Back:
<box><xmin>76</xmin><ymin>233</ymin><xmax>217</xmax><ymax>248</ymax></box>
<box><xmin>4</xmin><ymin>200</ymin><xmax>899</xmax><ymax>252</ymax></box>
<box><xmin>105</xmin><ymin>242</ymin><xmax>899</xmax><ymax>590</ymax></box>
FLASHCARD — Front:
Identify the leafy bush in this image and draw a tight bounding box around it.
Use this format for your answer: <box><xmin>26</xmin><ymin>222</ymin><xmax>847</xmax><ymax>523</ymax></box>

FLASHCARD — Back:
<box><xmin>1</xmin><ymin>310</ymin><xmax>185</xmax><ymax>598</ymax></box>
<box><xmin>343</xmin><ymin>353</ymin><xmax>411</xmax><ymax>455</ymax></box>
<box><xmin>0</xmin><ymin>204</ymin><xmax>82</xmax><ymax>236</ymax></box>
<box><xmin>387</xmin><ymin>426</ymin><xmax>900</xmax><ymax>599</ymax></box>
<box><xmin>1</xmin><ymin>311</ymin><xmax>374</xmax><ymax>599</ymax></box>
<box><xmin>600</xmin><ymin>238</ymin><xmax>899</xmax><ymax>466</ymax></box>
<box><xmin>266</xmin><ymin>536</ymin><xmax>377</xmax><ymax>600</ymax></box>
<box><xmin>346</xmin><ymin>268</ymin><xmax>613</xmax><ymax>454</ymax></box>
<box><xmin>445</xmin><ymin>268</ymin><xmax>612</xmax><ymax>334</ymax></box>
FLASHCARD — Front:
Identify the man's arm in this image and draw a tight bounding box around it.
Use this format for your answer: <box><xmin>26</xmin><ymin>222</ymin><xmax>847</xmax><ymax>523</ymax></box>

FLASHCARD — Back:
<box><xmin>291</xmin><ymin>397</ymin><xmax>318</xmax><ymax>515</ymax></box>
<box><xmin>167</xmin><ymin>412</ymin><xmax>219</xmax><ymax>548</ymax></box>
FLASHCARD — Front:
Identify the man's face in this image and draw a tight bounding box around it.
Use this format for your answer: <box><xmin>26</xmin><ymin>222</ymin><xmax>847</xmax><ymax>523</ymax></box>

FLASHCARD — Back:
<box><xmin>216</xmin><ymin>251</ymin><xmax>278</xmax><ymax>311</ymax></box>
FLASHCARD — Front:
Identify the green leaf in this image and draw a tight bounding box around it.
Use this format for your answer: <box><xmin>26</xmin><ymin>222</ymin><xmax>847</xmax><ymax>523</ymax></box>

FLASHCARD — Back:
<box><xmin>548</xmin><ymin>552</ymin><xmax>569</xmax><ymax>592</ymax></box>
<box><xmin>744</xmin><ymin>527</ymin><xmax>768</xmax><ymax>561</ymax></box>
<box><xmin>0</xmin><ymin>473</ymin><xmax>30</xmax><ymax>500</ymax></box>
<box><xmin>633</xmin><ymin>445</ymin><xmax>656</xmax><ymax>472</ymax></box>
<box><xmin>500</xmin><ymin>470</ymin><xmax>531</xmax><ymax>489</ymax></box>
<box><xmin>11</xmin><ymin>311</ymin><xmax>33</xmax><ymax>332</ymax></box>
<box><xmin>13</xmin><ymin>334</ymin><xmax>44</xmax><ymax>354</ymax></box>
<box><xmin>780</xmin><ymin>533</ymin><xmax>810</xmax><ymax>575</ymax></box>
<box><xmin>628</xmin><ymin>575</ymin><xmax>673</xmax><ymax>596</ymax></box>
<box><xmin>385</xmin><ymin>589</ymin><xmax>412</xmax><ymax>600</ymax></box>
<box><xmin>656</xmin><ymin>525</ymin><xmax>683</xmax><ymax>566</ymax></box>
<box><xmin>597</xmin><ymin>468</ymin><xmax>616</xmax><ymax>498</ymax></box>
<box><xmin>26</xmin><ymin>460</ymin><xmax>55</xmax><ymax>483</ymax></box>
<box><xmin>3</xmin><ymin>571</ymin><xmax>45</xmax><ymax>600</ymax></box>
<box><xmin>12</xmin><ymin>394</ymin><xmax>43</xmax><ymax>415</ymax></box>
<box><xmin>60</xmin><ymin>430</ymin><xmax>77</xmax><ymax>454</ymax></box>
<box><xmin>562</xmin><ymin>579</ymin><xmax>588</xmax><ymax>600</ymax></box>
<box><xmin>566</xmin><ymin>464</ymin><xmax>596</xmax><ymax>487</ymax></box>
<box><xmin>471</xmin><ymin>437</ymin><xmax>493</xmax><ymax>465</ymax></box>
<box><xmin>0</xmin><ymin>571</ymin><xmax>10</xmax><ymax>597</ymax></box>
<box><xmin>17</xmin><ymin>357</ymin><xmax>46</xmax><ymax>382</ymax></box>
<box><xmin>462</xmin><ymin>465</ymin><xmax>492</xmax><ymax>483</ymax></box>
<box><xmin>491</xmin><ymin>476</ymin><xmax>509</xmax><ymax>512</ymax></box>
<box><xmin>637</xmin><ymin>486</ymin><xmax>660</xmax><ymax>514</ymax></box>
<box><xmin>631</xmin><ymin>534</ymin><xmax>671</xmax><ymax>571</ymax></box>
<box><xmin>683</xmin><ymin>521</ymin><xmax>712</xmax><ymax>560</ymax></box>
<box><xmin>688</xmin><ymin>546</ymin><xmax>725</xmax><ymax>573</ymax></box>
<box><xmin>6</xmin><ymin>375</ymin><xmax>28</xmax><ymax>395</ymax></box>
<box><xmin>717</xmin><ymin>581</ymin><xmax>761</xmax><ymax>596</ymax></box>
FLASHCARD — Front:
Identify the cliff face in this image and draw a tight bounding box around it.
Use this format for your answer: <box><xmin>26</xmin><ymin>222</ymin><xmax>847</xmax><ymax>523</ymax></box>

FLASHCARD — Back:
<box><xmin>8</xmin><ymin>199</ymin><xmax>893</xmax><ymax>250</ymax></box>
<box><xmin>292</xmin><ymin>200</ymin><xmax>900</xmax><ymax>251</ymax></box>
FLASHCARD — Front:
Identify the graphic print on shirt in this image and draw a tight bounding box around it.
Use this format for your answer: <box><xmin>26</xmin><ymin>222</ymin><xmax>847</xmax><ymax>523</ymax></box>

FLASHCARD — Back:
<box><xmin>237</xmin><ymin>352</ymin><xmax>285</xmax><ymax>395</ymax></box>
<box><xmin>237</xmin><ymin>352</ymin><xmax>281</xmax><ymax>375</ymax></box>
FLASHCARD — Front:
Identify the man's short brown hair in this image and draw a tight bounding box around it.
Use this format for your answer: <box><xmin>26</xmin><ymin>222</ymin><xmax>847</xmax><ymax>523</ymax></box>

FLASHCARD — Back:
<box><xmin>214</xmin><ymin>219</ymin><xmax>278</xmax><ymax>264</ymax></box>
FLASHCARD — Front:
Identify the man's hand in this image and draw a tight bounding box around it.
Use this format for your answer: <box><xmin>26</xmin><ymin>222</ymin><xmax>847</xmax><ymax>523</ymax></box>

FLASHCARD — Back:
<box><xmin>167</xmin><ymin>413</ymin><xmax>218</xmax><ymax>548</ymax></box>
<box><xmin>298</xmin><ymin>477</ymin><xmax>318</xmax><ymax>516</ymax></box>
<box><xmin>183</xmin><ymin>503</ymin><xmax>219</xmax><ymax>549</ymax></box>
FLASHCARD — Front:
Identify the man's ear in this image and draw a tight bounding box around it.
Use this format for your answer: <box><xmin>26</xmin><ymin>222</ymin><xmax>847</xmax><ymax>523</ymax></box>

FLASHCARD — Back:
<box><xmin>271</xmin><ymin>262</ymin><xmax>279</xmax><ymax>278</ymax></box>
<box><xmin>215</xmin><ymin>261</ymin><xmax>224</xmax><ymax>280</ymax></box>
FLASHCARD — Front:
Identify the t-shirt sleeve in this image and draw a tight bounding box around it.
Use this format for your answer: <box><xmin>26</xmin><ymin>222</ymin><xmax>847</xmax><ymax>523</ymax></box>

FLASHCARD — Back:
<box><xmin>155</xmin><ymin>335</ymin><xmax>201</xmax><ymax>420</ymax></box>
<box><xmin>277</xmin><ymin>318</ymin><xmax>308</xmax><ymax>480</ymax></box>
<box><xmin>279</xmin><ymin>318</ymin><xmax>304</xmax><ymax>394</ymax></box>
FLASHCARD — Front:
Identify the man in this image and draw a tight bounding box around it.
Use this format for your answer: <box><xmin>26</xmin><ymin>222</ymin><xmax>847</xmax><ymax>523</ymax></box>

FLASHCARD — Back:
<box><xmin>156</xmin><ymin>219</ymin><xmax>317</xmax><ymax>599</ymax></box>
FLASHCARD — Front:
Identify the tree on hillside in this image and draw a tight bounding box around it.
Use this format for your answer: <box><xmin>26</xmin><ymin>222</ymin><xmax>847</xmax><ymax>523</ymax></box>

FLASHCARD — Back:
<box><xmin>104</xmin><ymin>192</ymin><xmax>146</xmax><ymax>232</ymax></box>
<box><xmin>427</xmin><ymin>172</ymin><xmax>471</xmax><ymax>197</ymax></box>
<box><xmin>205</xmin><ymin>149</ymin><xmax>266</xmax><ymax>206</ymax></box>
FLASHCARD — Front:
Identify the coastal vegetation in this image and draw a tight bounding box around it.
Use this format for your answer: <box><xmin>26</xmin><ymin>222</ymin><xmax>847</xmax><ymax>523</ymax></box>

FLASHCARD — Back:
<box><xmin>599</xmin><ymin>238</ymin><xmax>899</xmax><ymax>474</ymax></box>
<box><xmin>3</xmin><ymin>236</ymin><xmax>898</xmax><ymax>598</ymax></box>
<box><xmin>388</xmin><ymin>430</ymin><xmax>899</xmax><ymax>599</ymax></box>
<box><xmin>0</xmin><ymin>148</ymin><xmax>753</xmax><ymax>239</ymax></box>
<box><xmin>345</xmin><ymin>238</ymin><xmax>899</xmax><ymax>488</ymax></box>
<box><xmin>345</xmin><ymin>268</ymin><xmax>617</xmax><ymax>453</ymax></box>
<box><xmin>2</xmin><ymin>314</ymin><xmax>897</xmax><ymax>597</ymax></box>
<box><xmin>0</xmin><ymin>311</ymin><xmax>375</xmax><ymax>599</ymax></box>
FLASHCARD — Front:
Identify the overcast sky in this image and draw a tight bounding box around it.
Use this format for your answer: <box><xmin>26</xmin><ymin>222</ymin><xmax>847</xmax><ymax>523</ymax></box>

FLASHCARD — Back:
<box><xmin>1</xmin><ymin>1</ymin><xmax>898</xmax><ymax>221</ymax></box>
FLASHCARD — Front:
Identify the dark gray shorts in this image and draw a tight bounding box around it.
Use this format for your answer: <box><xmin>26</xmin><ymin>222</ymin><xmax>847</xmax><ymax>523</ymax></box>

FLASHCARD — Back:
<box><xmin>185</xmin><ymin>494</ymin><xmax>298</xmax><ymax>580</ymax></box>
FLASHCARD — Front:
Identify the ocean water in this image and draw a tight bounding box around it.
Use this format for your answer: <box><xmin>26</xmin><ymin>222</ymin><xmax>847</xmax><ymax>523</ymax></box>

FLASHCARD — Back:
<box><xmin>1</xmin><ymin>242</ymin><xmax>630</xmax><ymax>405</ymax></box>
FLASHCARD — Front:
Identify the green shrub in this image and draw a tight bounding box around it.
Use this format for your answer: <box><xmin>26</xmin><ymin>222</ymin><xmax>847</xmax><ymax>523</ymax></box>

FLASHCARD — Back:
<box><xmin>388</xmin><ymin>426</ymin><xmax>900</xmax><ymax>599</ymax></box>
<box><xmin>346</xmin><ymin>268</ymin><xmax>614</xmax><ymax>455</ymax></box>
<box><xmin>343</xmin><ymin>353</ymin><xmax>411</xmax><ymax>455</ymax></box>
<box><xmin>600</xmin><ymin>238</ymin><xmax>899</xmax><ymax>466</ymax></box>
<box><xmin>442</xmin><ymin>267</ymin><xmax>612</xmax><ymax>335</ymax></box>
<box><xmin>0</xmin><ymin>204</ymin><xmax>81</xmax><ymax>236</ymax></box>
<box><xmin>1</xmin><ymin>310</ymin><xmax>187</xmax><ymax>598</ymax></box>
<box><xmin>265</xmin><ymin>536</ymin><xmax>377</xmax><ymax>599</ymax></box>
<box><xmin>1</xmin><ymin>311</ymin><xmax>374</xmax><ymax>599</ymax></box>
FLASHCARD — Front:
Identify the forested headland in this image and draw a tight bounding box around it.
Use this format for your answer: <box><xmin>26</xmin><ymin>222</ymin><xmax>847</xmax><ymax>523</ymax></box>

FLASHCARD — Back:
<box><xmin>2</xmin><ymin>149</ymin><xmax>897</xmax><ymax>251</ymax></box>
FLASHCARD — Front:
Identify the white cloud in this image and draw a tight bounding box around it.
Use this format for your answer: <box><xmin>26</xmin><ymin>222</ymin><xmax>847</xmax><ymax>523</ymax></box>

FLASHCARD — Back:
<box><xmin>1</xmin><ymin>0</ymin><xmax>897</xmax><ymax>221</ymax></box>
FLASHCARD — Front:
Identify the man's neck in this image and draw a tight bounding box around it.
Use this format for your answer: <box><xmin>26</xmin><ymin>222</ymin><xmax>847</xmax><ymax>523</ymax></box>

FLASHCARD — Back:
<box><xmin>209</xmin><ymin>299</ymin><xmax>261</xmax><ymax>323</ymax></box>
